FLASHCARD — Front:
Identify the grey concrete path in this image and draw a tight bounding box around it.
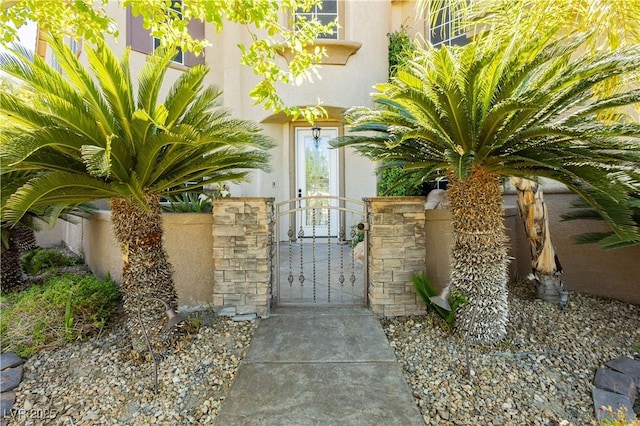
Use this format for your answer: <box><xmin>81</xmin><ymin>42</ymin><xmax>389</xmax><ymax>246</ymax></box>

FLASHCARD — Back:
<box><xmin>214</xmin><ymin>307</ymin><xmax>424</xmax><ymax>426</ymax></box>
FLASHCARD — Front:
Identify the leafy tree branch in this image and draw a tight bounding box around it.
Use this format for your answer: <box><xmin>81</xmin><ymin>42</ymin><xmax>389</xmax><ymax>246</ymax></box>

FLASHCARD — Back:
<box><xmin>1</xmin><ymin>0</ymin><xmax>335</xmax><ymax>121</ymax></box>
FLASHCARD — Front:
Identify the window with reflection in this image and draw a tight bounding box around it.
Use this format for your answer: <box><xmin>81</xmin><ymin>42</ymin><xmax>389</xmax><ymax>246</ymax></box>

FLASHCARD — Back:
<box><xmin>295</xmin><ymin>0</ymin><xmax>339</xmax><ymax>40</ymax></box>
<box><xmin>429</xmin><ymin>2</ymin><xmax>467</xmax><ymax>47</ymax></box>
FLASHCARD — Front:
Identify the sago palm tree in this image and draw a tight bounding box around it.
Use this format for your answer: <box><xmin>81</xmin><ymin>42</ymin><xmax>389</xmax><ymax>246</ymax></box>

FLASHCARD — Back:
<box><xmin>1</xmin><ymin>168</ymin><xmax>95</xmax><ymax>291</ymax></box>
<box><xmin>0</xmin><ymin>79</ymin><xmax>37</xmax><ymax>290</ymax></box>
<box><xmin>418</xmin><ymin>0</ymin><xmax>640</xmax><ymax>301</ymax></box>
<box><xmin>1</xmin><ymin>171</ymin><xmax>34</xmax><ymax>291</ymax></box>
<box><xmin>0</xmin><ymin>37</ymin><xmax>273</xmax><ymax>350</ymax></box>
<box><xmin>2</xmin><ymin>170</ymin><xmax>47</xmax><ymax>290</ymax></box>
<box><xmin>333</xmin><ymin>34</ymin><xmax>640</xmax><ymax>343</ymax></box>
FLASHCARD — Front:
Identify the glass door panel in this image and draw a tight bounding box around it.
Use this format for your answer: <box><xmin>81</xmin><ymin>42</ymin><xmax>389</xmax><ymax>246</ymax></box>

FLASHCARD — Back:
<box><xmin>295</xmin><ymin>127</ymin><xmax>339</xmax><ymax>237</ymax></box>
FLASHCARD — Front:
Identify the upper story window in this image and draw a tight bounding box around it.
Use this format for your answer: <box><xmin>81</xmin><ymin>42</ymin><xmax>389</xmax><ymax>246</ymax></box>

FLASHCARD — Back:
<box><xmin>153</xmin><ymin>0</ymin><xmax>184</xmax><ymax>64</ymax></box>
<box><xmin>126</xmin><ymin>2</ymin><xmax>204</xmax><ymax>67</ymax></box>
<box><xmin>295</xmin><ymin>0</ymin><xmax>339</xmax><ymax>40</ymax></box>
<box><xmin>278</xmin><ymin>0</ymin><xmax>360</xmax><ymax>65</ymax></box>
<box><xmin>152</xmin><ymin>37</ymin><xmax>184</xmax><ymax>64</ymax></box>
<box><xmin>429</xmin><ymin>2</ymin><xmax>467</xmax><ymax>47</ymax></box>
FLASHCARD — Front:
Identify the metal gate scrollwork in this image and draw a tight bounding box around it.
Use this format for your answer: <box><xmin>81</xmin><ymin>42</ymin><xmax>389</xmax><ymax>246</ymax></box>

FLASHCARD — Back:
<box><xmin>271</xmin><ymin>196</ymin><xmax>368</xmax><ymax>306</ymax></box>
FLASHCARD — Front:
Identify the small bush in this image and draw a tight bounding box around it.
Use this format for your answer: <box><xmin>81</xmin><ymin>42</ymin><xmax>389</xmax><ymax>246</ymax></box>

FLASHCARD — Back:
<box><xmin>0</xmin><ymin>274</ymin><xmax>120</xmax><ymax>357</ymax></box>
<box><xmin>599</xmin><ymin>406</ymin><xmax>640</xmax><ymax>425</ymax></box>
<box><xmin>21</xmin><ymin>248</ymin><xmax>79</xmax><ymax>275</ymax></box>
<box><xmin>412</xmin><ymin>272</ymin><xmax>467</xmax><ymax>329</ymax></box>
<box><xmin>162</xmin><ymin>192</ymin><xmax>213</xmax><ymax>213</ymax></box>
<box><xmin>350</xmin><ymin>231</ymin><xmax>364</xmax><ymax>248</ymax></box>
<box><xmin>377</xmin><ymin>165</ymin><xmax>424</xmax><ymax>196</ymax></box>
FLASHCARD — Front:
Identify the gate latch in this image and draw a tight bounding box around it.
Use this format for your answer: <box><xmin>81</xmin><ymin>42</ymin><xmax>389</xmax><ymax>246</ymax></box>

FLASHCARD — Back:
<box><xmin>356</xmin><ymin>222</ymin><xmax>369</xmax><ymax>231</ymax></box>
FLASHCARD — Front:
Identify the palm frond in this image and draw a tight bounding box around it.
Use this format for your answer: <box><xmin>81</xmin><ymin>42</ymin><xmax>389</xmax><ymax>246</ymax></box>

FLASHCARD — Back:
<box><xmin>46</xmin><ymin>37</ymin><xmax>117</xmax><ymax>136</ymax></box>
<box><xmin>85</xmin><ymin>40</ymin><xmax>135</xmax><ymax>143</ymax></box>
<box><xmin>163</xmin><ymin>64</ymin><xmax>209</xmax><ymax>127</ymax></box>
<box><xmin>2</xmin><ymin>172</ymin><xmax>120</xmax><ymax>224</ymax></box>
<box><xmin>1</xmin><ymin>35</ymin><xmax>273</xmax><ymax>216</ymax></box>
<box><xmin>338</xmin><ymin>32</ymin><xmax>640</xmax><ymax>237</ymax></box>
<box><xmin>136</xmin><ymin>47</ymin><xmax>174</xmax><ymax>114</ymax></box>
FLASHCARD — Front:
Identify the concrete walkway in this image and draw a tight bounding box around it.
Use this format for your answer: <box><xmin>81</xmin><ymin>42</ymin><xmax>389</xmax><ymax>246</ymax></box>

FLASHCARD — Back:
<box><xmin>214</xmin><ymin>307</ymin><xmax>424</xmax><ymax>426</ymax></box>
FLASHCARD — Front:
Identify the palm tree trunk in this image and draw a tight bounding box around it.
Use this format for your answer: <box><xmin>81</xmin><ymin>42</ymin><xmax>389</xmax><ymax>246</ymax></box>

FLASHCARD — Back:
<box><xmin>1</xmin><ymin>227</ymin><xmax>24</xmax><ymax>290</ymax></box>
<box><xmin>509</xmin><ymin>177</ymin><xmax>564</xmax><ymax>303</ymax></box>
<box><xmin>13</xmin><ymin>222</ymin><xmax>37</xmax><ymax>255</ymax></box>
<box><xmin>447</xmin><ymin>167</ymin><xmax>510</xmax><ymax>344</ymax></box>
<box><xmin>110</xmin><ymin>194</ymin><xmax>178</xmax><ymax>353</ymax></box>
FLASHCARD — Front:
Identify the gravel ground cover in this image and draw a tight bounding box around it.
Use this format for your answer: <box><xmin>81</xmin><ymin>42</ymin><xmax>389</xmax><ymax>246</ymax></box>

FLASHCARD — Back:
<box><xmin>381</xmin><ymin>280</ymin><xmax>640</xmax><ymax>426</ymax></box>
<box><xmin>6</xmin><ymin>279</ymin><xmax>639</xmax><ymax>426</ymax></box>
<box><xmin>7</xmin><ymin>315</ymin><xmax>256</xmax><ymax>425</ymax></box>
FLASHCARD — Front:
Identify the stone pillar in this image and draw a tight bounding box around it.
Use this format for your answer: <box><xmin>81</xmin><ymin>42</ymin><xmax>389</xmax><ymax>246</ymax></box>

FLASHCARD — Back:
<box><xmin>365</xmin><ymin>197</ymin><xmax>427</xmax><ymax>316</ymax></box>
<box><xmin>212</xmin><ymin>197</ymin><xmax>274</xmax><ymax>317</ymax></box>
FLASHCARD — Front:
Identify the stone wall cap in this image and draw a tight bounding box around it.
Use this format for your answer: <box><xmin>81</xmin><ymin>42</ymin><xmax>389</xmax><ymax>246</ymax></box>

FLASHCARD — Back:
<box><xmin>503</xmin><ymin>206</ymin><xmax>518</xmax><ymax>216</ymax></box>
<box><xmin>217</xmin><ymin>197</ymin><xmax>275</xmax><ymax>202</ymax></box>
<box><xmin>364</xmin><ymin>196</ymin><xmax>427</xmax><ymax>202</ymax></box>
<box><xmin>163</xmin><ymin>212</ymin><xmax>214</xmax><ymax>225</ymax></box>
<box><xmin>424</xmin><ymin>209</ymin><xmax>452</xmax><ymax>219</ymax></box>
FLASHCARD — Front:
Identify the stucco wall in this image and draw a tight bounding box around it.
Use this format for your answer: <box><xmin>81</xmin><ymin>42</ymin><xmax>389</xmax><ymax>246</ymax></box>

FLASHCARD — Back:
<box><xmin>424</xmin><ymin>207</ymin><xmax>521</xmax><ymax>291</ymax></box>
<box><xmin>504</xmin><ymin>192</ymin><xmax>640</xmax><ymax>304</ymax></box>
<box><xmin>55</xmin><ymin>211</ymin><xmax>217</xmax><ymax>311</ymax></box>
<box><xmin>35</xmin><ymin>218</ymin><xmax>83</xmax><ymax>253</ymax></box>
<box><xmin>37</xmin><ymin>195</ymin><xmax>639</xmax><ymax>310</ymax></box>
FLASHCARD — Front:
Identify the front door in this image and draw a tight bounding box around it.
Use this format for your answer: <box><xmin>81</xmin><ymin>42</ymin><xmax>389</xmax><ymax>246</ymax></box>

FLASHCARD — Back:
<box><xmin>295</xmin><ymin>127</ymin><xmax>339</xmax><ymax>237</ymax></box>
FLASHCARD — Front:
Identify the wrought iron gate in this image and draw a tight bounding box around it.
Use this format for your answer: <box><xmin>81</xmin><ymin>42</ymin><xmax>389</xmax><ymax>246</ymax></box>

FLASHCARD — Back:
<box><xmin>271</xmin><ymin>196</ymin><xmax>368</xmax><ymax>306</ymax></box>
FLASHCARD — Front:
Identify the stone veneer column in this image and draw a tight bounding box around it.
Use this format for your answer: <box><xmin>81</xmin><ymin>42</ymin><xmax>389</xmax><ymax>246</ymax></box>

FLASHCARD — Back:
<box><xmin>365</xmin><ymin>197</ymin><xmax>427</xmax><ymax>316</ymax></box>
<box><xmin>212</xmin><ymin>197</ymin><xmax>274</xmax><ymax>317</ymax></box>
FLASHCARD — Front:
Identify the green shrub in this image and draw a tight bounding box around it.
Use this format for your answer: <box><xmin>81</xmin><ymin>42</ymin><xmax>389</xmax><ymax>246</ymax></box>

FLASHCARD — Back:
<box><xmin>412</xmin><ymin>272</ymin><xmax>467</xmax><ymax>329</ymax></box>
<box><xmin>387</xmin><ymin>25</ymin><xmax>416</xmax><ymax>78</ymax></box>
<box><xmin>350</xmin><ymin>231</ymin><xmax>364</xmax><ymax>248</ymax></box>
<box><xmin>21</xmin><ymin>248</ymin><xmax>79</xmax><ymax>275</ymax></box>
<box><xmin>0</xmin><ymin>274</ymin><xmax>120</xmax><ymax>357</ymax></box>
<box><xmin>162</xmin><ymin>191</ymin><xmax>213</xmax><ymax>213</ymax></box>
<box><xmin>599</xmin><ymin>406</ymin><xmax>640</xmax><ymax>425</ymax></box>
<box><xmin>377</xmin><ymin>165</ymin><xmax>424</xmax><ymax>196</ymax></box>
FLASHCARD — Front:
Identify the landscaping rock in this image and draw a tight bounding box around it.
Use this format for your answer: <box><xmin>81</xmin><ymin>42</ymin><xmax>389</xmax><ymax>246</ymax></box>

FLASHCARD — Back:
<box><xmin>594</xmin><ymin>366</ymin><xmax>637</xmax><ymax>401</ymax></box>
<box><xmin>0</xmin><ymin>390</ymin><xmax>16</xmax><ymax>418</ymax></box>
<box><xmin>592</xmin><ymin>388</ymin><xmax>635</xmax><ymax>423</ymax></box>
<box><xmin>10</xmin><ymin>315</ymin><xmax>257</xmax><ymax>424</ymax></box>
<box><xmin>4</xmin><ymin>280</ymin><xmax>640</xmax><ymax>425</ymax></box>
<box><xmin>0</xmin><ymin>352</ymin><xmax>23</xmax><ymax>371</ymax></box>
<box><xmin>605</xmin><ymin>357</ymin><xmax>640</xmax><ymax>388</ymax></box>
<box><xmin>382</xmin><ymin>280</ymin><xmax>640</xmax><ymax>425</ymax></box>
<box><xmin>0</xmin><ymin>353</ymin><xmax>24</xmax><ymax>422</ymax></box>
<box><xmin>232</xmin><ymin>313</ymin><xmax>257</xmax><ymax>322</ymax></box>
<box><xmin>0</xmin><ymin>366</ymin><xmax>22</xmax><ymax>393</ymax></box>
<box><xmin>217</xmin><ymin>306</ymin><xmax>237</xmax><ymax>317</ymax></box>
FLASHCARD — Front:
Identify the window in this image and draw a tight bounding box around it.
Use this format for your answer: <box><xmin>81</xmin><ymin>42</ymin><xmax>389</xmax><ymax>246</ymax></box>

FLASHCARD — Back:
<box><xmin>429</xmin><ymin>2</ymin><xmax>467</xmax><ymax>47</ymax></box>
<box><xmin>295</xmin><ymin>0</ymin><xmax>339</xmax><ymax>40</ymax></box>
<box><xmin>277</xmin><ymin>0</ymin><xmax>361</xmax><ymax>65</ymax></box>
<box><xmin>153</xmin><ymin>0</ymin><xmax>184</xmax><ymax>64</ymax></box>
<box><xmin>126</xmin><ymin>3</ymin><xmax>204</xmax><ymax>67</ymax></box>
